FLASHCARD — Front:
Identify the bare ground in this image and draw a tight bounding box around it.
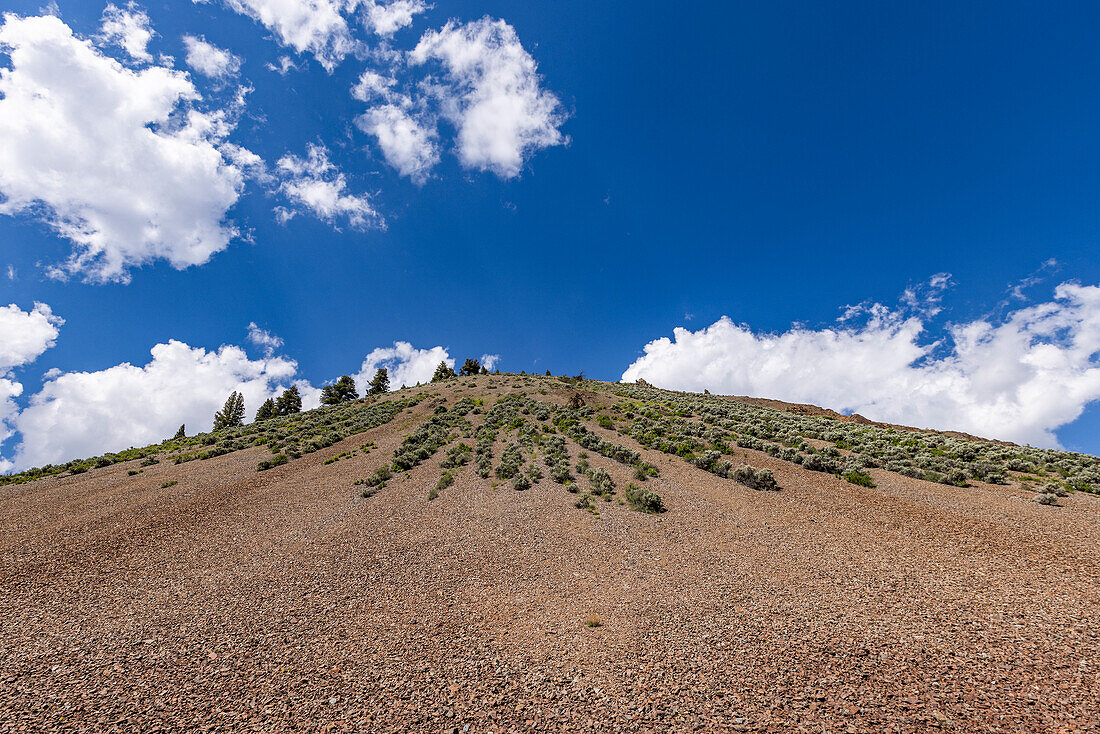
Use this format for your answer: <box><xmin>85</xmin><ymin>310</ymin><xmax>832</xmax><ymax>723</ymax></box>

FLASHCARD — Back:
<box><xmin>1</xmin><ymin>380</ymin><xmax>1098</xmax><ymax>733</ymax></box>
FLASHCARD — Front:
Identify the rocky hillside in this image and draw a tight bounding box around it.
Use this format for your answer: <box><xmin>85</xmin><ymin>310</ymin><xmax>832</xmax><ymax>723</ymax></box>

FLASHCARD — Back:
<box><xmin>1</xmin><ymin>373</ymin><xmax>1097</xmax><ymax>732</ymax></box>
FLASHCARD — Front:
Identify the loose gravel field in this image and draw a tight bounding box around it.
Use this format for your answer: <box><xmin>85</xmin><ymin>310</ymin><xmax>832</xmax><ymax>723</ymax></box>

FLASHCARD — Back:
<box><xmin>1</xmin><ymin>380</ymin><xmax>1098</xmax><ymax>733</ymax></box>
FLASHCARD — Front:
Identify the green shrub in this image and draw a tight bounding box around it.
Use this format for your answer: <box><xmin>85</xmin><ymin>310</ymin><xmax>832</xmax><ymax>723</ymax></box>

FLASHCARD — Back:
<box><xmin>589</xmin><ymin>467</ymin><xmax>615</xmax><ymax>497</ymax></box>
<box><xmin>496</xmin><ymin>443</ymin><xmax>524</xmax><ymax>479</ymax></box>
<box><xmin>941</xmin><ymin>469</ymin><xmax>969</xmax><ymax>487</ymax></box>
<box><xmin>441</xmin><ymin>443</ymin><xmax>472</xmax><ymax>469</ymax></box>
<box><xmin>843</xmin><ymin>470</ymin><xmax>876</xmax><ymax>488</ymax></box>
<box><xmin>732</xmin><ymin>465</ymin><xmax>779</xmax><ymax>491</ymax></box>
<box><xmin>257</xmin><ymin>454</ymin><xmax>289</xmax><ymax>471</ymax></box>
<box><xmin>625</xmin><ymin>482</ymin><xmax>665</xmax><ymax>513</ymax></box>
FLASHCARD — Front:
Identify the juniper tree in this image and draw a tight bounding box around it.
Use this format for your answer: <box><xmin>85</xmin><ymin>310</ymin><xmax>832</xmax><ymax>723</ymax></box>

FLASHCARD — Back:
<box><xmin>321</xmin><ymin>375</ymin><xmax>358</xmax><ymax>405</ymax></box>
<box><xmin>255</xmin><ymin>398</ymin><xmax>276</xmax><ymax>422</ymax></box>
<box><xmin>173</xmin><ymin>424</ymin><xmax>186</xmax><ymax>440</ymax></box>
<box><xmin>368</xmin><ymin>367</ymin><xmax>390</xmax><ymax>395</ymax></box>
<box><xmin>432</xmin><ymin>361</ymin><xmax>456</xmax><ymax>382</ymax></box>
<box><xmin>213</xmin><ymin>391</ymin><xmax>245</xmax><ymax>429</ymax></box>
<box><xmin>459</xmin><ymin>358</ymin><xmax>481</xmax><ymax>376</ymax></box>
<box><xmin>275</xmin><ymin>386</ymin><xmax>302</xmax><ymax>415</ymax></box>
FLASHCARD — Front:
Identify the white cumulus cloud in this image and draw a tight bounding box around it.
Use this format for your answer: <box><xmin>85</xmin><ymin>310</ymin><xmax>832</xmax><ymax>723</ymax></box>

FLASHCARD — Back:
<box><xmin>411</xmin><ymin>17</ymin><xmax>566</xmax><ymax>178</ymax></box>
<box><xmin>622</xmin><ymin>282</ymin><xmax>1100</xmax><ymax>448</ymax></box>
<box><xmin>218</xmin><ymin>0</ymin><xmax>359</xmax><ymax>71</ymax></box>
<box><xmin>0</xmin><ymin>12</ymin><xmax>246</xmax><ymax>282</ymax></box>
<box><xmin>0</xmin><ymin>302</ymin><xmax>63</xmax><ymax>372</ymax></box>
<box><xmin>354</xmin><ymin>341</ymin><xmax>451</xmax><ymax>389</ymax></box>
<box><xmin>356</xmin><ymin>103</ymin><xmax>438</xmax><ymax>183</ymax></box>
<box><xmin>98</xmin><ymin>2</ymin><xmax>153</xmax><ymax>62</ymax></box>
<box><xmin>11</xmin><ymin>340</ymin><xmax>301</xmax><ymax>470</ymax></box>
<box><xmin>276</xmin><ymin>144</ymin><xmax>381</xmax><ymax>228</ymax></box>
<box><xmin>0</xmin><ymin>302</ymin><xmax>63</xmax><ymax>470</ymax></box>
<box><xmin>183</xmin><ymin>34</ymin><xmax>241</xmax><ymax>78</ymax></box>
<box><xmin>362</xmin><ymin>0</ymin><xmax>428</xmax><ymax>36</ymax></box>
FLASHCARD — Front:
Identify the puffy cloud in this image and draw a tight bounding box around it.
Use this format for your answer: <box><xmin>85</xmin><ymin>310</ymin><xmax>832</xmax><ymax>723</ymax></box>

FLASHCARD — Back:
<box><xmin>276</xmin><ymin>144</ymin><xmax>381</xmax><ymax>228</ymax></box>
<box><xmin>351</xmin><ymin>68</ymin><xmax>397</xmax><ymax>101</ymax></box>
<box><xmin>354</xmin><ymin>341</ymin><xmax>451</xmax><ymax>389</ymax></box>
<box><xmin>0</xmin><ymin>302</ymin><xmax>63</xmax><ymax>468</ymax></box>
<box><xmin>622</xmin><ymin>282</ymin><xmax>1100</xmax><ymax>448</ymax></box>
<box><xmin>479</xmin><ymin>354</ymin><xmax>499</xmax><ymax>371</ymax></box>
<box><xmin>0</xmin><ymin>380</ymin><xmax>21</xmax><ymax>473</ymax></box>
<box><xmin>0</xmin><ymin>302</ymin><xmax>63</xmax><ymax>372</ymax></box>
<box><xmin>11</xmin><ymin>340</ymin><xmax>300</xmax><ymax>469</ymax></box>
<box><xmin>411</xmin><ymin>17</ymin><xmax>566</xmax><ymax>178</ymax></box>
<box><xmin>247</xmin><ymin>322</ymin><xmax>284</xmax><ymax>356</ymax></box>
<box><xmin>183</xmin><ymin>34</ymin><xmax>241</xmax><ymax>78</ymax></box>
<box><xmin>98</xmin><ymin>2</ymin><xmax>153</xmax><ymax>62</ymax></box>
<box><xmin>355</xmin><ymin>104</ymin><xmax>438</xmax><ymax>183</ymax></box>
<box><xmin>218</xmin><ymin>0</ymin><xmax>359</xmax><ymax>71</ymax></box>
<box><xmin>0</xmin><ymin>12</ymin><xmax>245</xmax><ymax>282</ymax></box>
<box><xmin>362</xmin><ymin>0</ymin><xmax>428</xmax><ymax>36</ymax></box>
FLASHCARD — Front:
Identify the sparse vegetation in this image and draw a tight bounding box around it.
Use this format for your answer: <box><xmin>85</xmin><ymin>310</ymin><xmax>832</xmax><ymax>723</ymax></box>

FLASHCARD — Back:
<box><xmin>9</xmin><ymin>372</ymin><xmax>1100</xmax><ymax>519</ymax></box>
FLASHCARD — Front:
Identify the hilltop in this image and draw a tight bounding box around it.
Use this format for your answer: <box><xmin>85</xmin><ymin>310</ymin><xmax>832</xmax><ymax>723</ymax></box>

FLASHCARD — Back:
<box><xmin>1</xmin><ymin>373</ymin><xmax>1098</xmax><ymax>732</ymax></box>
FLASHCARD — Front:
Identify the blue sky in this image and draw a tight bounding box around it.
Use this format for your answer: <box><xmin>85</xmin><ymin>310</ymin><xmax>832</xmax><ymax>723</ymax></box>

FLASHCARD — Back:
<box><xmin>2</xmin><ymin>0</ymin><xmax>1100</xmax><ymax>469</ymax></box>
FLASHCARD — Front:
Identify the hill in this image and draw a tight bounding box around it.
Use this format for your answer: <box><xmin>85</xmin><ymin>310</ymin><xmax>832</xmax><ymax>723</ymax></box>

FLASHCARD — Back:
<box><xmin>1</xmin><ymin>373</ymin><xmax>1098</xmax><ymax>732</ymax></box>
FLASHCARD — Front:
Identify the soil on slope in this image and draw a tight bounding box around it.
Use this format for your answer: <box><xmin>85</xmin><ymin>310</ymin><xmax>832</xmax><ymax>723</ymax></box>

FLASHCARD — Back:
<box><xmin>1</xmin><ymin>376</ymin><xmax>1098</xmax><ymax>733</ymax></box>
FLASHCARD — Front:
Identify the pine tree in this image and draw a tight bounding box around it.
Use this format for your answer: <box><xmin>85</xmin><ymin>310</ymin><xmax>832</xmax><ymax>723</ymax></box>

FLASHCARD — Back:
<box><xmin>432</xmin><ymin>361</ymin><xmax>456</xmax><ymax>382</ymax></box>
<box><xmin>369</xmin><ymin>367</ymin><xmax>390</xmax><ymax>395</ymax></box>
<box><xmin>213</xmin><ymin>391</ymin><xmax>245</xmax><ymax>429</ymax></box>
<box><xmin>173</xmin><ymin>424</ymin><xmax>186</xmax><ymax>440</ymax></box>
<box><xmin>459</xmin><ymin>358</ymin><xmax>481</xmax><ymax>376</ymax></box>
<box><xmin>321</xmin><ymin>375</ymin><xmax>358</xmax><ymax>405</ymax></box>
<box><xmin>255</xmin><ymin>398</ymin><xmax>276</xmax><ymax>421</ymax></box>
<box><xmin>275</xmin><ymin>386</ymin><xmax>302</xmax><ymax>415</ymax></box>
